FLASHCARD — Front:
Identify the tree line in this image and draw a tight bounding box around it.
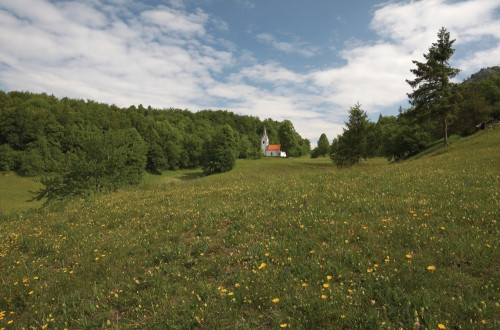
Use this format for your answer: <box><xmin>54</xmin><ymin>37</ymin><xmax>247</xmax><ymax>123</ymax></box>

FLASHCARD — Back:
<box><xmin>312</xmin><ymin>28</ymin><xmax>499</xmax><ymax>166</ymax></box>
<box><xmin>0</xmin><ymin>92</ymin><xmax>310</xmax><ymax>200</ymax></box>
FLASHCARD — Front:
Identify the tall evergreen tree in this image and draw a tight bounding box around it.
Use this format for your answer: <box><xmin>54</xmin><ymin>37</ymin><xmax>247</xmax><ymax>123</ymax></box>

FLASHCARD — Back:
<box><xmin>406</xmin><ymin>27</ymin><xmax>460</xmax><ymax>146</ymax></box>
<box><xmin>330</xmin><ymin>103</ymin><xmax>369</xmax><ymax>167</ymax></box>
<box><xmin>317</xmin><ymin>133</ymin><xmax>330</xmax><ymax>157</ymax></box>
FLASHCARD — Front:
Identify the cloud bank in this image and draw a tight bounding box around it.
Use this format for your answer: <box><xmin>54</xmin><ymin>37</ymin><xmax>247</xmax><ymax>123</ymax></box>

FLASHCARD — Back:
<box><xmin>0</xmin><ymin>0</ymin><xmax>498</xmax><ymax>143</ymax></box>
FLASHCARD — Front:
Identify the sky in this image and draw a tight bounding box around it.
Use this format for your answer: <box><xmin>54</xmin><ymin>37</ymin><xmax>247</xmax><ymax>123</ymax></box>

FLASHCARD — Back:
<box><xmin>0</xmin><ymin>0</ymin><xmax>499</xmax><ymax>146</ymax></box>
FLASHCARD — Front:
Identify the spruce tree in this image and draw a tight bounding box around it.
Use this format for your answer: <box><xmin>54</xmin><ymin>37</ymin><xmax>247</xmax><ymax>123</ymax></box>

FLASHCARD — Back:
<box><xmin>317</xmin><ymin>133</ymin><xmax>330</xmax><ymax>157</ymax></box>
<box><xmin>406</xmin><ymin>27</ymin><xmax>460</xmax><ymax>146</ymax></box>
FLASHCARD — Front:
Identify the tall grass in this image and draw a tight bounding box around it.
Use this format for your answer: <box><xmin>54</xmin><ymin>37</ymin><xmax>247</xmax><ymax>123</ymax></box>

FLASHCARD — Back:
<box><xmin>0</xmin><ymin>129</ymin><xmax>498</xmax><ymax>329</ymax></box>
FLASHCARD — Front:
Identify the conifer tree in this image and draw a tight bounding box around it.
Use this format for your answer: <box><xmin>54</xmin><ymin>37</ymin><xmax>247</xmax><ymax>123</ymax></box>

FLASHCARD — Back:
<box><xmin>317</xmin><ymin>133</ymin><xmax>330</xmax><ymax>157</ymax></box>
<box><xmin>406</xmin><ymin>27</ymin><xmax>460</xmax><ymax>146</ymax></box>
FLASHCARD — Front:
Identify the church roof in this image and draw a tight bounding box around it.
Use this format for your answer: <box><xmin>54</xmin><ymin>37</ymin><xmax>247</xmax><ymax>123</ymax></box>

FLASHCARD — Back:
<box><xmin>267</xmin><ymin>144</ymin><xmax>281</xmax><ymax>151</ymax></box>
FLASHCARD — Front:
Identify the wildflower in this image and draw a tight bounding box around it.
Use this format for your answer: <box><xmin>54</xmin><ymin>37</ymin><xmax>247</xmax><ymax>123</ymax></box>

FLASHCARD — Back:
<box><xmin>406</xmin><ymin>254</ymin><xmax>412</xmax><ymax>259</ymax></box>
<box><xmin>341</xmin><ymin>315</ymin><xmax>346</xmax><ymax>319</ymax></box>
<box><xmin>272</xmin><ymin>298</ymin><xmax>279</xmax><ymax>303</ymax></box>
<box><xmin>235</xmin><ymin>283</ymin><xmax>240</xmax><ymax>288</ymax></box>
<box><xmin>265</xmin><ymin>252</ymin><xmax>269</xmax><ymax>256</ymax></box>
<box><xmin>438</xmin><ymin>324</ymin><xmax>446</xmax><ymax>329</ymax></box>
<box><xmin>323</xmin><ymin>283</ymin><xmax>329</xmax><ymax>288</ymax></box>
<box><xmin>321</xmin><ymin>295</ymin><xmax>327</xmax><ymax>299</ymax></box>
<box><xmin>301</xmin><ymin>283</ymin><xmax>308</xmax><ymax>287</ymax></box>
<box><xmin>327</xmin><ymin>275</ymin><xmax>332</xmax><ymax>280</ymax></box>
<box><xmin>258</xmin><ymin>263</ymin><xmax>266</xmax><ymax>269</ymax></box>
<box><xmin>309</xmin><ymin>250</ymin><xmax>315</xmax><ymax>254</ymax></box>
<box><xmin>280</xmin><ymin>324</ymin><xmax>288</xmax><ymax>328</ymax></box>
<box><xmin>345</xmin><ymin>240</ymin><xmax>349</xmax><ymax>244</ymax></box>
<box><xmin>28</xmin><ymin>291</ymin><xmax>34</xmax><ymax>295</ymax></box>
<box><xmin>228</xmin><ymin>292</ymin><xmax>234</xmax><ymax>296</ymax></box>
<box><xmin>427</xmin><ymin>265</ymin><xmax>436</xmax><ymax>271</ymax></box>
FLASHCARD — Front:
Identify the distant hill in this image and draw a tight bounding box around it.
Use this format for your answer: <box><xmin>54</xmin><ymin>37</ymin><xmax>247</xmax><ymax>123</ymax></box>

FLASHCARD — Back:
<box><xmin>465</xmin><ymin>66</ymin><xmax>500</xmax><ymax>83</ymax></box>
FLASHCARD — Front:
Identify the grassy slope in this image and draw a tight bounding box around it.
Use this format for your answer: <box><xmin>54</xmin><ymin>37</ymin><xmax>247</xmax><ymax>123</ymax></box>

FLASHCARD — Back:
<box><xmin>0</xmin><ymin>174</ymin><xmax>43</xmax><ymax>214</ymax></box>
<box><xmin>0</xmin><ymin>129</ymin><xmax>498</xmax><ymax>329</ymax></box>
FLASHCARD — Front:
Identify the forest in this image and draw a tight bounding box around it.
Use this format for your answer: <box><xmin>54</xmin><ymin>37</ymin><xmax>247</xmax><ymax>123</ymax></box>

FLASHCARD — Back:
<box><xmin>0</xmin><ymin>92</ymin><xmax>310</xmax><ymax>200</ymax></box>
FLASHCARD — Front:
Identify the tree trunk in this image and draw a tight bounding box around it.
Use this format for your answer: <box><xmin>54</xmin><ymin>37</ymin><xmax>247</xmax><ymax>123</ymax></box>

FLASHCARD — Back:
<box><xmin>444</xmin><ymin>117</ymin><xmax>448</xmax><ymax>147</ymax></box>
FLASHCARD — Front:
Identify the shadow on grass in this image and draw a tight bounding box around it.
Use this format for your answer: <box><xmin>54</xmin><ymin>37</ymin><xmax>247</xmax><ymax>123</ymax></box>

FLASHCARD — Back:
<box><xmin>178</xmin><ymin>171</ymin><xmax>204</xmax><ymax>180</ymax></box>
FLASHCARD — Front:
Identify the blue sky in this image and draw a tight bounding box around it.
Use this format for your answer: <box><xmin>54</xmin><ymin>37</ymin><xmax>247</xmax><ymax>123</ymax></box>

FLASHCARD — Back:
<box><xmin>1</xmin><ymin>0</ymin><xmax>499</xmax><ymax>145</ymax></box>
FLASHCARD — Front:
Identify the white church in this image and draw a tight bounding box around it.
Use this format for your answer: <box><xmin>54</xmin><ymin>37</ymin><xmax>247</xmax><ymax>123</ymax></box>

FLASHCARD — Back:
<box><xmin>260</xmin><ymin>127</ymin><xmax>286</xmax><ymax>157</ymax></box>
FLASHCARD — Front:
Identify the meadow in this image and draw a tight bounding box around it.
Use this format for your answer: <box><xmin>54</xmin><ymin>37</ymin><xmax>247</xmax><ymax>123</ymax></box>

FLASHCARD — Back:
<box><xmin>0</xmin><ymin>129</ymin><xmax>498</xmax><ymax>329</ymax></box>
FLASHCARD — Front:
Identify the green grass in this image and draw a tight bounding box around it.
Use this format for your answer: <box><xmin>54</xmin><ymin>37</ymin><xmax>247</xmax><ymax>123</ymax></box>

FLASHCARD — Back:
<box><xmin>0</xmin><ymin>129</ymin><xmax>499</xmax><ymax>329</ymax></box>
<box><xmin>0</xmin><ymin>173</ymin><xmax>44</xmax><ymax>214</ymax></box>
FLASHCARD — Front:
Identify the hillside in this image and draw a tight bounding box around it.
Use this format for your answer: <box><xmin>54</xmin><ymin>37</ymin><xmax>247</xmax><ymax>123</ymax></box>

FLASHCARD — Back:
<box><xmin>0</xmin><ymin>129</ymin><xmax>499</xmax><ymax>328</ymax></box>
<box><xmin>465</xmin><ymin>66</ymin><xmax>500</xmax><ymax>83</ymax></box>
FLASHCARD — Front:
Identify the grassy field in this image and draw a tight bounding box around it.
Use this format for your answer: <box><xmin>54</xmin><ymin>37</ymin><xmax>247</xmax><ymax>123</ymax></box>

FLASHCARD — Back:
<box><xmin>0</xmin><ymin>129</ymin><xmax>498</xmax><ymax>329</ymax></box>
<box><xmin>0</xmin><ymin>174</ymin><xmax>44</xmax><ymax>215</ymax></box>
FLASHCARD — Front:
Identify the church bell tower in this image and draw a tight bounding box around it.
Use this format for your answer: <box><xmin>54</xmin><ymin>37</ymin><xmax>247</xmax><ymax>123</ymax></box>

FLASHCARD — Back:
<box><xmin>260</xmin><ymin>127</ymin><xmax>269</xmax><ymax>154</ymax></box>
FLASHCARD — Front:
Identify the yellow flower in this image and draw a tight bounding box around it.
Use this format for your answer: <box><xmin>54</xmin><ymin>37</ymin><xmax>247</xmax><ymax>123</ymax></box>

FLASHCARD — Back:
<box><xmin>345</xmin><ymin>240</ymin><xmax>349</xmax><ymax>244</ymax></box>
<box><xmin>341</xmin><ymin>315</ymin><xmax>346</xmax><ymax>319</ymax></box>
<box><xmin>427</xmin><ymin>265</ymin><xmax>436</xmax><ymax>271</ymax></box>
<box><xmin>438</xmin><ymin>324</ymin><xmax>446</xmax><ymax>329</ymax></box>
<box><xmin>28</xmin><ymin>291</ymin><xmax>34</xmax><ymax>295</ymax></box>
<box><xmin>272</xmin><ymin>298</ymin><xmax>280</xmax><ymax>303</ymax></box>
<box><xmin>321</xmin><ymin>295</ymin><xmax>327</xmax><ymax>299</ymax></box>
<box><xmin>327</xmin><ymin>275</ymin><xmax>332</xmax><ymax>280</ymax></box>
<box><xmin>258</xmin><ymin>263</ymin><xmax>266</xmax><ymax>269</ymax></box>
<box><xmin>406</xmin><ymin>254</ymin><xmax>412</xmax><ymax>259</ymax></box>
<box><xmin>280</xmin><ymin>324</ymin><xmax>288</xmax><ymax>328</ymax></box>
<box><xmin>301</xmin><ymin>283</ymin><xmax>308</xmax><ymax>287</ymax></box>
<box><xmin>309</xmin><ymin>250</ymin><xmax>315</xmax><ymax>254</ymax></box>
<box><xmin>323</xmin><ymin>283</ymin><xmax>329</xmax><ymax>288</ymax></box>
<box><xmin>234</xmin><ymin>283</ymin><xmax>240</xmax><ymax>288</ymax></box>
<box><xmin>228</xmin><ymin>292</ymin><xmax>234</xmax><ymax>296</ymax></box>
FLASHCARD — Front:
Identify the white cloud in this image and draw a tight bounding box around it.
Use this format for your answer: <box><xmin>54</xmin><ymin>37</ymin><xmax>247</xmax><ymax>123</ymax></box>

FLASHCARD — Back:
<box><xmin>140</xmin><ymin>6</ymin><xmax>208</xmax><ymax>36</ymax></box>
<box><xmin>256</xmin><ymin>33</ymin><xmax>319</xmax><ymax>57</ymax></box>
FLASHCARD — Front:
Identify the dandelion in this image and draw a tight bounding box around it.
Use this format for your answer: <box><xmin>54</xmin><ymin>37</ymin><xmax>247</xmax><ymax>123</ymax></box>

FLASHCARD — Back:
<box><xmin>345</xmin><ymin>240</ymin><xmax>349</xmax><ymax>244</ymax></box>
<box><xmin>427</xmin><ymin>265</ymin><xmax>436</xmax><ymax>271</ymax></box>
<box><xmin>235</xmin><ymin>283</ymin><xmax>240</xmax><ymax>288</ymax></box>
<box><xmin>301</xmin><ymin>283</ymin><xmax>308</xmax><ymax>287</ymax></box>
<box><xmin>438</xmin><ymin>324</ymin><xmax>446</xmax><ymax>329</ymax></box>
<box><xmin>228</xmin><ymin>292</ymin><xmax>234</xmax><ymax>296</ymax></box>
<box><xmin>406</xmin><ymin>254</ymin><xmax>412</xmax><ymax>259</ymax></box>
<box><xmin>28</xmin><ymin>291</ymin><xmax>34</xmax><ymax>295</ymax></box>
<box><xmin>327</xmin><ymin>275</ymin><xmax>332</xmax><ymax>280</ymax></box>
<box><xmin>321</xmin><ymin>295</ymin><xmax>327</xmax><ymax>299</ymax></box>
<box><xmin>323</xmin><ymin>283</ymin><xmax>329</xmax><ymax>288</ymax></box>
<box><xmin>272</xmin><ymin>298</ymin><xmax>279</xmax><ymax>303</ymax></box>
<box><xmin>280</xmin><ymin>324</ymin><xmax>288</xmax><ymax>328</ymax></box>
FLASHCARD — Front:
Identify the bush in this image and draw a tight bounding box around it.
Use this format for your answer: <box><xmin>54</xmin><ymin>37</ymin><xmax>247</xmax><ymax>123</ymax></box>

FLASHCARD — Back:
<box><xmin>33</xmin><ymin>128</ymin><xmax>147</xmax><ymax>202</ymax></box>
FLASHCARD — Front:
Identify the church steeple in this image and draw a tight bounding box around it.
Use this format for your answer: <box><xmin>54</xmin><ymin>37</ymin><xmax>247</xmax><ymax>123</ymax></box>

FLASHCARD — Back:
<box><xmin>260</xmin><ymin>127</ymin><xmax>269</xmax><ymax>154</ymax></box>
